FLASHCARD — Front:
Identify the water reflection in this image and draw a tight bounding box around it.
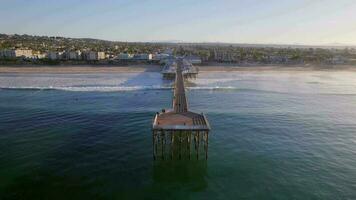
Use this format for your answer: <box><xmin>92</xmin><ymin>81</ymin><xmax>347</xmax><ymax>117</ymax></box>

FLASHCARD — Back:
<box><xmin>152</xmin><ymin>160</ymin><xmax>208</xmax><ymax>192</ymax></box>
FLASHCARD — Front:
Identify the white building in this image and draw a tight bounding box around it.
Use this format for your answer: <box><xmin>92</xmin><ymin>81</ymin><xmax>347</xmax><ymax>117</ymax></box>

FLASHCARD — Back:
<box><xmin>97</xmin><ymin>52</ymin><xmax>106</xmax><ymax>60</ymax></box>
<box><xmin>63</xmin><ymin>50</ymin><xmax>82</xmax><ymax>60</ymax></box>
<box><xmin>82</xmin><ymin>51</ymin><xmax>106</xmax><ymax>61</ymax></box>
<box><xmin>34</xmin><ymin>53</ymin><xmax>46</xmax><ymax>59</ymax></box>
<box><xmin>47</xmin><ymin>52</ymin><xmax>62</xmax><ymax>60</ymax></box>
<box><xmin>15</xmin><ymin>49</ymin><xmax>33</xmax><ymax>58</ymax></box>
<box><xmin>82</xmin><ymin>51</ymin><xmax>95</xmax><ymax>61</ymax></box>
<box><xmin>0</xmin><ymin>49</ymin><xmax>33</xmax><ymax>58</ymax></box>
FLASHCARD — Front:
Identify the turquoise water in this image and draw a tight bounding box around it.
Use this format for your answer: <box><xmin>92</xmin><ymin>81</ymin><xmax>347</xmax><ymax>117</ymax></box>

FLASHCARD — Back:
<box><xmin>0</xmin><ymin>71</ymin><xmax>356</xmax><ymax>199</ymax></box>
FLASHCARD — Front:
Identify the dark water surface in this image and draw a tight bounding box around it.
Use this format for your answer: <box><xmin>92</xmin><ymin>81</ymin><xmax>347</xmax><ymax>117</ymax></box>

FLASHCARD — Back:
<box><xmin>1</xmin><ymin>71</ymin><xmax>356</xmax><ymax>199</ymax></box>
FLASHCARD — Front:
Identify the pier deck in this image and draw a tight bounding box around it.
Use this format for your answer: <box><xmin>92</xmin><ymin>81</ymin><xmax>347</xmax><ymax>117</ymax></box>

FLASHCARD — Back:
<box><xmin>152</xmin><ymin>58</ymin><xmax>210</xmax><ymax>160</ymax></box>
<box><xmin>162</xmin><ymin>59</ymin><xmax>198</xmax><ymax>79</ymax></box>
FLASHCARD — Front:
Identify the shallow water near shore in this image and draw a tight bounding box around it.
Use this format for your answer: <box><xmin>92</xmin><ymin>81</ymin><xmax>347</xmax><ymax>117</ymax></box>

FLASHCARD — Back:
<box><xmin>1</xmin><ymin>70</ymin><xmax>356</xmax><ymax>199</ymax></box>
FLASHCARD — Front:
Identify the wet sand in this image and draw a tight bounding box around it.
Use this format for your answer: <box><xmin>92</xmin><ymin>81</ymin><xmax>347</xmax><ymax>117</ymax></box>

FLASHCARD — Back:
<box><xmin>199</xmin><ymin>64</ymin><xmax>356</xmax><ymax>72</ymax></box>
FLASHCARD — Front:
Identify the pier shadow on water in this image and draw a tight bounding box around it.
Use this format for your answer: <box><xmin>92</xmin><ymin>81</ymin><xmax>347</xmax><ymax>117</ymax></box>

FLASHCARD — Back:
<box><xmin>120</xmin><ymin>67</ymin><xmax>173</xmax><ymax>89</ymax></box>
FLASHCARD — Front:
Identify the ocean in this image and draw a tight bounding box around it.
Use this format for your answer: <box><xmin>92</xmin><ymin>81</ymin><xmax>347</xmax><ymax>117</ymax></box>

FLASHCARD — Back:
<box><xmin>0</xmin><ymin>70</ymin><xmax>356</xmax><ymax>199</ymax></box>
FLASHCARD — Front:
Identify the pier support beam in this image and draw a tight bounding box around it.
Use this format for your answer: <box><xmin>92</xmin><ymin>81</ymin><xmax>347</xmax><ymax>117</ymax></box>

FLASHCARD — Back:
<box><xmin>153</xmin><ymin>129</ymin><xmax>209</xmax><ymax>160</ymax></box>
<box><xmin>188</xmin><ymin>131</ymin><xmax>191</xmax><ymax>160</ymax></box>
<box><xmin>161</xmin><ymin>130</ymin><xmax>165</xmax><ymax>160</ymax></box>
<box><xmin>197</xmin><ymin>131</ymin><xmax>200</xmax><ymax>160</ymax></box>
<box><xmin>204</xmin><ymin>131</ymin><xmax>209</xmax><ymax>160</ymax></box>
<box><xmin>171</xmin><ymin>131</ymin><xmax>174</xmax><ymax>160</ymax></box>
<box><xmin>179</xmin><ymin>131</ymin><xmax>182</xmax><ymax>160</ymax></box>
<box><xmin>153</xmin><ymin>130</ymin><xmax>156</xmax><ymax>160</ymax></box>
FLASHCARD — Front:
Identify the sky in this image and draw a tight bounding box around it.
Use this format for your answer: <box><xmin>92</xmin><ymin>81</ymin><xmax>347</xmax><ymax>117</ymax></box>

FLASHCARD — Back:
<box><xmin>1</xmin><ymin>0</ymin><xmax>356</xmax><ymax>45</ymax></box>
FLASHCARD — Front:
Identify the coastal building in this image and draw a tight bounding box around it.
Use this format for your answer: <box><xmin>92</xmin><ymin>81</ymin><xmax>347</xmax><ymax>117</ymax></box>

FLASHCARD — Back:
<box><xmin>214</xmin><ymin>49</ymin><xmax>240</xmax><ymax>62</ymax></box>
<box><xmin>106</xmin><ymin>54</ymin><xmax>114</xmax><ymax>59</ymax></box>
<box><xmin>0</xmin><ymin>49</ymin><xmax>33</xmax><ymax>58</ymax></box>
<box><xmin>82</xmin><ymin>51</ymin><xmax>95</xmax><ymax>61</ymax></box>
<box><xmin>82</xmin><ymin>51</ymin><xmax>106</xmax><ymax>61</ymax></box>
<box><xmin>117</xmin><ymin>53</ymin><xmax>134</xmax><ymax>60</ymax></box>
<box><xmin>133</xmin><ymin>53</ymin><xmax>153</xmax><ymax>60</ymax></box>
<box><xmin>97</xmin><ymin>52</ymin><xmax>106</xmax><ymax>60</ymax></box>
<box><xmin>152</xmin><ymin>53</ymin><xmax>170</xmax><ymax>61</ymax></box>
<box><xmin>34</xmin><ymin>53</ymin><xmax>46</xmax><ymax>59</ymax></box>
<box><xmin>47</xmin><ymin>52</ymin><xmax>62</xmax><ymax>60</ymax></box>
<box><xmin>267</xmin><ymin>55</ymin><xmax>289</xmax><ymax>63</ymax></box>
<box><xmin>185</xmin><ymin>55</ymin><xmax>202</xmax><ymax>64</ymax></box>
<box><xmin>331</xmin><ymin>56</ymin><xmax>347</xmax><ymax>64</ymax></box>
<box><xmin>63</xmin><ymin>50</ymin><xmax>82</xmax><ymax>60</ymax></box>
<box><xmin>160</xmin><ymin>56</ymin><xmax>175</xmax><ymax>65</ymax></box>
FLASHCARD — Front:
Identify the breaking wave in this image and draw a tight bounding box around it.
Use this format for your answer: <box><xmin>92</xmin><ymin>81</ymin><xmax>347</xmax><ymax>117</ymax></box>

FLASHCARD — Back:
<box><xmin>0</xmin><ymin>85</ymin><xmax>288</xmax><ymax>94</ymax></box>
<box><xmin>0</xmin><ymin>85</ymin><xmax>246</xmax><ymax>92</ymax></box>
<box><xmin>0</xmin><ymin>86</ymin><xmax>172</xmax><ymax>92</ymax></box>
<box><xmin>1</xmin><ymin>86</ymin><xmax>355</xmax><ymax>96</ymax></box>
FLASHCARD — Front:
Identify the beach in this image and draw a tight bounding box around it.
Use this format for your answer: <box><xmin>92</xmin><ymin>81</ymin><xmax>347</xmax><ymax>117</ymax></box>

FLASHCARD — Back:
<box><xmin>1</xmin><ymin>64</ymin><xmax>356</xmax><ymax>74</ymax></box>
<box><xmin>200</xmin><ymin>64</ymin><xmax>356</xmax><ymax>72</ymax></box>
<box><xmin>0</xmin><ymin>65</ymin><xmax>161</xmax><ymax>74</ymax></box>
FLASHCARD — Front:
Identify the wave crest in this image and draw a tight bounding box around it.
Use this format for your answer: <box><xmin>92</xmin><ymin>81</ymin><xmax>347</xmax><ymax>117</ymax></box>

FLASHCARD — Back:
<box><xmin>0</xmin><ymin>85</ymin><xmax>241</xmax><ymax>92</ymax></box>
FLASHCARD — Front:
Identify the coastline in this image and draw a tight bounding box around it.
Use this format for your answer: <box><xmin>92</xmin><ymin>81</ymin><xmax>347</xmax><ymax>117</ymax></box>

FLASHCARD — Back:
<box><xmin>0</xmin><ymin>64</ymin><xmax>355</xmax><ymax>74</ymax></box>
<box><xmin>0</xmin><ymin>64</ymin><xmax>162</xmax><ymax>74</ymax></box>
<box><xmin>199</xmin><ymin>64</ymin><xmax>356</xmax><ymax>72</ymax></box>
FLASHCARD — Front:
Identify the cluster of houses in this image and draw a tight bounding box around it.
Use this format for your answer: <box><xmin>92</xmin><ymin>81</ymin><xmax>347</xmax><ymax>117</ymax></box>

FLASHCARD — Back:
<box><xmin>0</xmin><ymin>49</ymin><xmax>107</xmax><ymax>61</ymax></box>
<box><xmin>46</xmin><ymin>51</ymin><xmax>107</xmax><ymax>61</ymax></box>
<box><xmin>0</xmin><ymin>49</ymin><xmax>179</xmax><ymax>63</ymax></box>
<box><xmin>0</xmin><ymin>49</ymin><xmax>34</xmax><ymax>59</ymax></box>
<box><xmin>213</xmin><ymin>49</ymin><xmax>292</xmax><ymax>63</ymax></box>
<box><xmin>1</xmin><ymin>47</ymin><xmax>351</xmax><ymax>65</ymax></box>
<box><xmin>213</xmin><ymin>49</ymin><xmax>351</xmax><ymax>65</ymax></box>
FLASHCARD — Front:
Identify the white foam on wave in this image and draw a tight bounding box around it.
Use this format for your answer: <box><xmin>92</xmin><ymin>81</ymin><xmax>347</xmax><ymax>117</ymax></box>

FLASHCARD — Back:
<box><xmin>187</xmin><ymin>86</ymin><xmax>236</xmax><ymax>90</ymax></box>
<box><xmin>0</xmin><ymin>72</ymin><xmax>170</xmax><ymax>92</ymax></box>
<box><xmin>1</xmin><ymin>85</ymin><xmax>242</xmax><ymax>92</ymax></box>
<box><xmin>1</xmin><ymin>85</ymin><xmax>172</xmax><ymax>92</ymax></box>
<box><xmin>1</xmin><ymin>71</ymin><xmax>356</xmax><ymax>94</ymax></box>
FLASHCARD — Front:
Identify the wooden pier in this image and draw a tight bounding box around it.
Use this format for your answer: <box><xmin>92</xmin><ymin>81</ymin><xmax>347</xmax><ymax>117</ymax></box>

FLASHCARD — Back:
<box><xmin>162</xmin><ymin>59</ymin><xmax>198</xmax><ymax>79</ymax></box>
<box><xmin>152</xmin><ymin>58</ymin><xmax>210</xmax><ymax>160</ymax></box>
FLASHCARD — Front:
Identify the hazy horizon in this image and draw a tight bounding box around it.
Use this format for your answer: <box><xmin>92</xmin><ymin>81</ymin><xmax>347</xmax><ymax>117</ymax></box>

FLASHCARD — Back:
<box><xmin>1</xmin><ymin>0</ymin><xmax>356</xmax><ymax>45</ymax></box>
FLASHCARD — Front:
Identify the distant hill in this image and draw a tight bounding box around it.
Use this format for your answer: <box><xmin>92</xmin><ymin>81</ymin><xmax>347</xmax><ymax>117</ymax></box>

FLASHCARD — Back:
<box><xmin>1</xmin><ymin>33</ymin><xmax>356</xmax><ymax>50</ymax></box>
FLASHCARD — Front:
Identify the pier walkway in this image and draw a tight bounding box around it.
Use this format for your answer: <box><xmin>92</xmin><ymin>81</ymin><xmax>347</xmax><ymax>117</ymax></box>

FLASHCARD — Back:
<box><xmin>162</xmin><ymin>58</ymin><xmax>198</xmax><ymax>79</ymax></box>
<box><xmin>152</xmin><ymin>58</ymin><xmax>210</xmax><ymax>160</ymax></box>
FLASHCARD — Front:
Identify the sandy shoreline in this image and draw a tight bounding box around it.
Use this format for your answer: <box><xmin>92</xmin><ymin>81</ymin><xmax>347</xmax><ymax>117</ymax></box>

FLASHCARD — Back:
<box><xmin>0</xmin><ymin>64</ymin><xmax>355</xmax><ymax>74</ymax></box>
<box><xmin>199</xmin><ymin>64</ymin><xmax>356</xmax><ymax>72</ymax></box>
